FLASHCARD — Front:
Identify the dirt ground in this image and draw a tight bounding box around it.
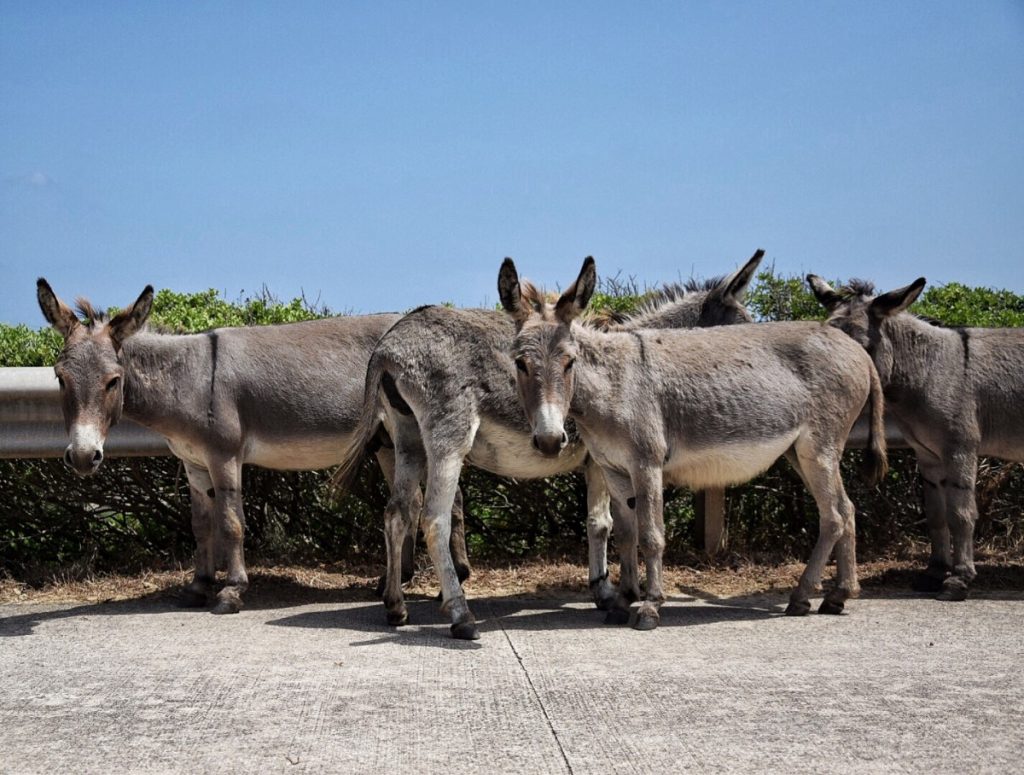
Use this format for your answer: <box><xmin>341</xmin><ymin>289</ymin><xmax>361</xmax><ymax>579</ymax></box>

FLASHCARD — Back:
<box><xmin>3</xmin><ymin>552</ymin><xmax>1022</xmax><ymax>606</ymax></box>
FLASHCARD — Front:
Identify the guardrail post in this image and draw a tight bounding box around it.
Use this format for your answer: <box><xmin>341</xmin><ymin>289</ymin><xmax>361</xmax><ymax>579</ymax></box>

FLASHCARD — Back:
<box><xmin>695</xmin><ymin>488</ymin><xmax>726</xmax><ymax>555</ymax></box>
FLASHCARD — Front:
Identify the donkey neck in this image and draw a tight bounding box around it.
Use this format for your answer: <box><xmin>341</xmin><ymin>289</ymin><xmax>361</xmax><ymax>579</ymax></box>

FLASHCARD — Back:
<box><xmin>120</xmin><ymin>331</ymin><xmax>211</xmax><ymax>427</ymax></box>
<box><xmin>881</xmin><ymin>314</ymin><xmax>964</xmax><ymax>399</ymax></box>
<box><xmin>568</xmin><ymin>325</ymin><xmax>639</xmax><ymax>418</ymax></box>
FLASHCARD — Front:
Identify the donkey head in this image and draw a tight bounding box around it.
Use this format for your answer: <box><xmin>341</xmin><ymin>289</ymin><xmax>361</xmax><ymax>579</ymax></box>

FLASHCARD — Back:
<box><xmin>806</xmin><ymin>274</ymin><xmax>926</xmax><ymax>380</ymax></box>
<box><xmin>498</xmin><ymin>257</ymin><xmax>596</xmax><ymax>456</ymax></box>
<box><xmin>37</xmin><ymin>279</ymin><xmax>154</xmax><ymax>476</ymax></box>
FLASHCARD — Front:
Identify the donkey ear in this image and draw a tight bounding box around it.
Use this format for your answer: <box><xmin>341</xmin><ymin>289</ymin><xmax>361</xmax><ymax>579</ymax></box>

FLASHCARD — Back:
<box><xmin>719</xmin><ymin>249</ymin><xmax>764</xmax><ymax>301</ymax></box>
<box><xmin>870</xmin><ymin>278</ymin><xmax>926</xmax><ymax>318</ymax></box>
<box><xmin>554</xmin><ymin>256</ymin><xmax>597</xmax><ymax>323</ymax></box>
<box><xmin>498</xmin><ymin>258</ymin><xmax>530</xmax><ymax>323</ymax></box>
<box><xmin>109</xmin><ymin>285</ymin><xmax>154</xmax><ymax>349</ymax></box>
<box><xmin>806</xmin><ymin>275</ymin><xmax>844</xmax><ymax>311</ymax></box>
<box><xmin>37</xmin><ymin>278</ymin><xmax>79</xmax><ymax>338</ymax></box>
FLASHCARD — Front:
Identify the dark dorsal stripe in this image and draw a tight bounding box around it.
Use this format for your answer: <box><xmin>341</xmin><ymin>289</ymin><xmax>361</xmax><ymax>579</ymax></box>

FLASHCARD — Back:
<box><xmin>957</xmin><ymin>327</ymin><xmax>970</xmax><ymax>372</ymax></box>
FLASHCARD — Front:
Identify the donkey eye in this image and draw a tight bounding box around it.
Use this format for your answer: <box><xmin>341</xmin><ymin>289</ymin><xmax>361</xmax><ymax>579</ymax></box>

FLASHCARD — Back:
<box><xmin>564</xmin><ymin>358</ymin><xmax>576</xmax><ymax>372</ymax></box>
<box><xmin>515</xmin><ymin>358</ymin><xmax>528</xmax><ymax>375</ymax></box>
<box><xmin>106</xmin><ymin>376</ymin><xmax>120</xmax><ymax>392</ymax></box>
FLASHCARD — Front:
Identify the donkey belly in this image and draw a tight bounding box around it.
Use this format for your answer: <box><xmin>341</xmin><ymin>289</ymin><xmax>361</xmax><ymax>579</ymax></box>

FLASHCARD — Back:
<box><xmin>244</xmin><ymin>434</ymin><xmax>348</xmax><ymax>471</ymax></box>
<box><xmin>664</xmin><ymin>432</ymin><xmax>799</xmax><ymax>490</ymax></box>
<box><xmin>467</xmin><ymin>417</ymin><xmax>586</xmax><ymax>479</ymax></box>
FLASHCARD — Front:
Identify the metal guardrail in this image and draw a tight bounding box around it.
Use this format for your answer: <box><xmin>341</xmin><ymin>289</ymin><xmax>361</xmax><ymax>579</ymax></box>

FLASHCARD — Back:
<box><xmin>0</xmin><ymin>366</ymin><xmax>906</xmax><ymax>555</ymax></box>
<box><xmin>0</xmin><ymin>367</ymin><xmax>170</xmax><ymax>459</ymax></box>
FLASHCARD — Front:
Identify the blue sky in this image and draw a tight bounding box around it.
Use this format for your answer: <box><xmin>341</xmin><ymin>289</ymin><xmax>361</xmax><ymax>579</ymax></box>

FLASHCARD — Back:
<box><xmin>2</xmin><ymin>1</ymin><xmax>1022</xmax><ymax>325</ymax></box>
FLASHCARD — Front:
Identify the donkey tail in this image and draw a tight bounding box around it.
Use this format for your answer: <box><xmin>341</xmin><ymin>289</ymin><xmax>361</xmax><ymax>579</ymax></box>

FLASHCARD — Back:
<box><xmin>329</xmin><ymin>351</ymin><xmax>388</xmax><ymax>495</ymax></box>
<box><xmin>860</xmin><ymin>361</ymin><xmax>889</xmax><ymax>485</ymax></box>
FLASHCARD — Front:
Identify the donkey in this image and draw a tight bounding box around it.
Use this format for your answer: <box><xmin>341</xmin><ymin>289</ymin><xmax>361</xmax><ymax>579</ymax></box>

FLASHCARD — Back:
<box><xmin>333</xmin><ymin>252</ymin><xmax>764</xmax><ymax>639</ymax></box>
<box><xmin>499</xmin><ymin>257</ymin><xmax>888</xmax><ymax>630</ymax></box>
<box><xmin>35</xmin><ymin>280</ymin><xmax>474</xmax><ymax>613</ymax></box>
<box><xmin>807</xmin><ymin>275</ymin><xmax>1024</xmax><ymax>600</ymax></box>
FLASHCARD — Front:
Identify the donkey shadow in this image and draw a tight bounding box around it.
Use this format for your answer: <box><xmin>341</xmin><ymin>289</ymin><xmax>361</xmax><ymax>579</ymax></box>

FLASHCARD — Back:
<box><xmin>856</xmin><ymin>562</ymin><xmax>1024</xmax><ymax>601</ymax></box>
<box><xmin>264</xmin><ymin>591</ymin><xmax>782</xmax><ymax>650</ymax></box>
<box><xmin>5</xmin><ymin>562</ymin><xmax>1020</xmax><ymax>641</ymax></box>
<box><xmin>0</xmin><ymin>572</ymin><xmax>380</xmax><ymax>638</ymax></box>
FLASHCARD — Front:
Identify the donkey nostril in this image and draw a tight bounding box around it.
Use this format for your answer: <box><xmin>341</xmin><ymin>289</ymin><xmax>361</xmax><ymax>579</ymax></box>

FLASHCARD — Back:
<box><xmin>92</xmin><ymin>450</ymin><xmax>103</xmax><ymax>465</ymax></box>
<box><xmin>560</xmin><ymin>431</ymin><xmax>569</xmax><ymax>448</ymax></box>
<box><xmin>63</xmin><ymin>449</ymin><xmax>73</xmax><ymax>468</ymax></box>
<box><xmin>531</xmin><ymin>436</ymin><xmax>541</xmax><ymax>452</ymax></box>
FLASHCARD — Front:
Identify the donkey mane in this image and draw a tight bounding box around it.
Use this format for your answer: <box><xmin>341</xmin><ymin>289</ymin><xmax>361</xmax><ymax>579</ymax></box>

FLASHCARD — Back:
<box><xmin>628</xmin><ymin>278</ymin><xmax>725</xmax><ymax>317</ymax></box>
<box><xmin>587</xmin><ymin>277</ymin><xmax>727</xmax><ymax>329</ymax></box>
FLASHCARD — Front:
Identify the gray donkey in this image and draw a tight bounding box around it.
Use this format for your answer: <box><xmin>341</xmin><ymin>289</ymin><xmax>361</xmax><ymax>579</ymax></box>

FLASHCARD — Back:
<box><xmin>499</xmin><ymin>257</ymin><xmax>887</xmax><ymax>630</ymax></box>
<box><xmin>807</xmin><ymin>275</ymin><xmax>1024</xmax><ymax>600</ymax></box>
<box><xmin>333</xmin><ymin>252</ymin><xmax>764</xmax><ymax>639</ymax></box>
<box><xmin>35</xmin><ymin>280</ymin><xmax>473</xmax><ymax>613</ymax></box>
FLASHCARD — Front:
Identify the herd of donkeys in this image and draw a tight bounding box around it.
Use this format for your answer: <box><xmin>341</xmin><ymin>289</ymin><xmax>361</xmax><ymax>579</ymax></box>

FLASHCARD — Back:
<box><xmin>35</xmin><ymin>249</ymin><xmax>1023</xmax><ymax>640</ymax></box>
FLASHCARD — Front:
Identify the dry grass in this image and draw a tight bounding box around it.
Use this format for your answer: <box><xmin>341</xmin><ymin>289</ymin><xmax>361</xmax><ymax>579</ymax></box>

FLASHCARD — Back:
<box><xmin>2</xmin><ymin>553</ymin><xmax>1022</xmax><ymax>606</ymax></box>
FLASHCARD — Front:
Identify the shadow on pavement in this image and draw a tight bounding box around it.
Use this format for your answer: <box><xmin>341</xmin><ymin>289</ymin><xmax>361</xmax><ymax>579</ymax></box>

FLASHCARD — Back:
<box><xmin>3</xmin><ymin>563</ymin><xmax>1020</xmax><ymax>640</ymax></box>
<box><xmin>264</xmin><ymin>594</ymin><xmax>781</xmax><ymax>648</ymax></box>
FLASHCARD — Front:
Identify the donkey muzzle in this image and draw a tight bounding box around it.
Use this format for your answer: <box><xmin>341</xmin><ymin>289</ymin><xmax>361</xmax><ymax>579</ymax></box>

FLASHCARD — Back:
<box><xmin>531</xmin><ymin>403</ymin><xmax>570</xmax><ymax>456</ymax></box>
<box><xmin>531</xmin><ymin>431</ymin><xmax>569</xmax><ymax>456</ymax></box>
<box><xmin>65</xmin><ymin>423</ymin><xmax>106</xmax><ymax>476</ymax></box>
<box><xmin>64</xmin><ymin>445</ymin><xmax>104</xmax><ymax>476</ymax></box>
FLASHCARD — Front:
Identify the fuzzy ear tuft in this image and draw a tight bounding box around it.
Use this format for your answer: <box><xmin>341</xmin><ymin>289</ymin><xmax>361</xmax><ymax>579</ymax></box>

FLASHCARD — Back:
<box><xmin>109</xmin><ymin>285</ymin><xmax>154</xmax><ymax>349</ymax></box>
<box><xmin>37</xmin><ymin>278</ymin><xmax>80</xmax><ymax>338</ymax></box>
<box><xmin>554</xmin><ymin>257</ymin><xmax>597</xmax><ymax>323</ymax></box>
<box><xmin>870</xmin><ymin>278</ymin><xmax>926</xmax><ymax>318</ymax></box>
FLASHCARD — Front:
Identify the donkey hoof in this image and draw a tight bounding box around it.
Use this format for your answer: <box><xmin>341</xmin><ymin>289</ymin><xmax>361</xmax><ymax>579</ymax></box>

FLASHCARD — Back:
<box><xmin>211</xmin><ymin>598</ymin><xmax>241</xmax><ymax>615</ymax></box>
<box><xmin>450</xmin><ymin>620</ymin><xmax>480</xmax><ymax>641</ymax></box>
<box><xmin>178</xmin><ymin>588</ymin><xmax>209</xmax><ymax>608</ymax></box>
<box><xmin>936</xmin><ymin>578</ymin><xmax>969</xmax><ymax>602</ymax></box>
<box><xmin>633</xmin><ymin>611</ymin><xmax>660</xmax><ymax>631</ymax></box>
<box><xmin>818</xmin><ymin>598</ymin><xmax>845</xmax><ymax>615</ymax></box>
<box><xmin>386</xmin><ymin>609</ymin><xmax>409</xmax><ymax>627</ymax></box>
<box><xmin>604</xmin><ymin>608</ymin><xmax>631</xmax><ymax>625</ymax></box>
<box><xmin>785</xmin><ymin>600</ymin><xmax>811</xmax><ymax>617</ymax></box>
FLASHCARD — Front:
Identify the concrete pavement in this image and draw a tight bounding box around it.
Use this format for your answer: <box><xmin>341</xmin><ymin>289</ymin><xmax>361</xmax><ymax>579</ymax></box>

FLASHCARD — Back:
<box><xmin>1</xmin><ymin>590</ymin><xmax>1022</xmax><ymax>774</ymax></box>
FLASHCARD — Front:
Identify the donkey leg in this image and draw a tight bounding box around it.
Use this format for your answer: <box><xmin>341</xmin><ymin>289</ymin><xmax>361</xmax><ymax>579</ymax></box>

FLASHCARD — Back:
<box><xmin>787</xmin><ymin>446</ymin><xmax>846</xmax><ymax>616</ymax></box>
<box><xmin>937</xmin><ymin>454</ymin><xmax>979</xmax><ymax>602</ymax></box>
<box><xmin>180</xmin><ymin>463</ymin><xmax>216</xmax><ymax>608</ymax></box>
<box><xmin>912</xmin><ymin>457</ymin><xmax>953</xmax><ymax>592</ymax></box>
<box><xmin>632</xmin><ymin>466</ymin><xmax>666</xmax><ymax>631</ymax></box>
<box><xmin>450</xmin><ymin>487</ymin><xmax>472</xmax><ymax>585</ymax></box>
<box><xmin>373</xmin><ymin>445</ymin><xmax>418</xmax><ymax>597</ymax></box>
<box><xmin>208</xmin><ymin>458</ymin><xmax>248</xmax><ymax>615</ymax></box>
<box><xmin>600</xmin><ymin>470</ymin><xmax>642</xmax><ymax>625</ymax></box>
<box><xmin>583</xmin><ymin>459</ymin><xmax>617</xmax><ymax>611</ymax></box>
<box><xmin>822</xmin><ymin>489</ymin><xmax>860</xmax><ymax>615</ymax></box>
<box><xmin>379</xmin><ymin>416</ymin><xmax>427</xmax><ymax>623</ymax></box>
<box><xmin>422</xmin><ymin>453</ymin><xmax>479</xmax><ymax>640</ymax></box>
<box><xmin>374</xmin><ymin>442</ymin><xmax>413</xmax><ymax>585</ymax></box>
